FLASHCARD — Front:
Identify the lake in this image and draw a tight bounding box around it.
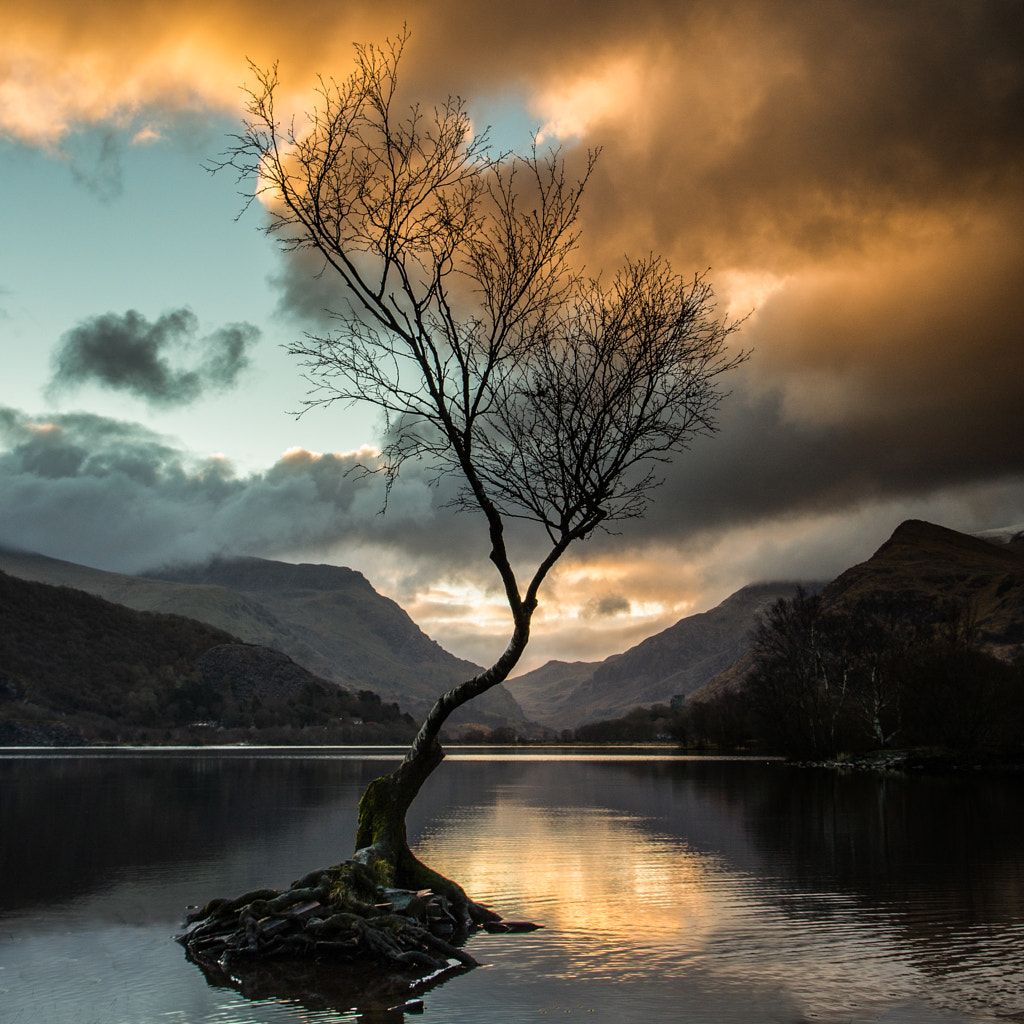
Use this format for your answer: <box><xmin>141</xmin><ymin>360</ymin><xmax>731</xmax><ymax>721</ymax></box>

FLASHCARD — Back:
<box><xmin>1</xmin><ymin>748</ymin><xmax>1022</xmax><ymax>1023</ymax></box>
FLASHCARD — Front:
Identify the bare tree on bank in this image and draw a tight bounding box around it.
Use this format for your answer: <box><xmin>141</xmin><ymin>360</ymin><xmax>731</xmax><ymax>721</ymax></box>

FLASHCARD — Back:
<box><xmin>217</xmin><ymin>33</ymin><xmax>746</xmax><ymax>912</ymax></box>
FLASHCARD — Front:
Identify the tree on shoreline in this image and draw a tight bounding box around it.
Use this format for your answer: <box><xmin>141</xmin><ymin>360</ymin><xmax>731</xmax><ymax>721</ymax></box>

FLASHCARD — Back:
<box><xmin>216</xmin><ymin>32</ymin><xmax>746</xmax><ymax>912</ymax></box>
<box><xmin>746</xmin><ymin>589</ymin><xmax>1023</xmax><ymax>758</ymax></box>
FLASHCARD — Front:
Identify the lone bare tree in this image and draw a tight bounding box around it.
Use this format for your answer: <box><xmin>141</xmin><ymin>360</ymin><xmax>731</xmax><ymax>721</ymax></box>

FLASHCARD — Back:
<box><xmin>220</xmin><ymin>33</ymin><xmax>745</xmax><ymax>912</ymax></box>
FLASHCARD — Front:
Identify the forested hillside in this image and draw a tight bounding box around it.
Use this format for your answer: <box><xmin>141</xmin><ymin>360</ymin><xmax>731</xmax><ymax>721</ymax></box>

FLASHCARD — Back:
<box><xmin>0</xmin><ymin>572</ymin><xmax>415</xmax><ymax>745</ymax></box>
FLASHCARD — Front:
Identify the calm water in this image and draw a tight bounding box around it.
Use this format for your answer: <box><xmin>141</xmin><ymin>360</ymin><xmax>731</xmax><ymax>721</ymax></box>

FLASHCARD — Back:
<box><xmin>1</xmin><ymin>749</ymin><xmax>1022</xmax><ymax>1023</ymax></box>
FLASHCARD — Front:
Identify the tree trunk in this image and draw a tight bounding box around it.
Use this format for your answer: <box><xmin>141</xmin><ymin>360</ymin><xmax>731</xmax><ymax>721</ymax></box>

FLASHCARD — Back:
<box><xmin>352</xmin><ymin>620</ymin><xmax>529</xmax><ymax>921</ymax></box>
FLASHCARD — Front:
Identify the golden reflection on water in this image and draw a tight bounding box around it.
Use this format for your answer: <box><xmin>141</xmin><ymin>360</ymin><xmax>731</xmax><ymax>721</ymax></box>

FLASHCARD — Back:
<box><xmin>412</xmin><ymin>775</ymin><xmax>1024</xmax><ymax>1019</ymax></box>
<box><xmin>416</xmin><ymin>799</ymin><xmax>719</xmax><ymax>953</ymax></box>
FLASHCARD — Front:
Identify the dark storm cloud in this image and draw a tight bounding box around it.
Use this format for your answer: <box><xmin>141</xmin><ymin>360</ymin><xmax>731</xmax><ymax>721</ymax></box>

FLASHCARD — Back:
<box><xmin>494</xmin><ymin>0</ymin><xmax>1024</xmax><ymax>271</ymax></box>
<box><xmin>0</xmin><ymin>407</ymin><xmax>486</xmax><ymax>575</ymax></box>
<box><xmin>270</xmin><ymin>229</ymin><xmax>1024</xmax><ymax>565</ymax></box>
<box><xmin>630</xmin><ymin>378</ymin><xmax>1024</xmax><ymax>549</ymax></box>
<box><xmin>48</xmin><ymin>308</ymin><xmax>259</xmax><ymax>406</ymax></box>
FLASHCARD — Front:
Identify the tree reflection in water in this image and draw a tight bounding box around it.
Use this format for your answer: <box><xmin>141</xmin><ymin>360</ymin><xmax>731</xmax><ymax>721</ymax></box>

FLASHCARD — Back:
<box><xmin>189</xmin><ymin>950</ymin><xmax>471</xmax><ymax>1023</ymax></box>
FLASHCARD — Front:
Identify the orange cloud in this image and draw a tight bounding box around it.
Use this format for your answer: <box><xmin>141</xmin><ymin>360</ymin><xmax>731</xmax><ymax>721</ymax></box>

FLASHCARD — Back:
<box><xmin>0</xmin><ymin>1</ymin><xmax>408</xmax><ymax>145</ymax></box>
<box><xmin>7</xmin><ymin>1</ymin><xmax>1019</xmax><ymax>281</ymax></box>
<box><xmin>1</xmin><ymin>21</ymin><xmax>239</xmax><ymax>145</ymax></box>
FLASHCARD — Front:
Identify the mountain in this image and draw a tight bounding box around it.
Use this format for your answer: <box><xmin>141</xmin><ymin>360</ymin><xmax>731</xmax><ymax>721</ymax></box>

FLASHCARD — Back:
<box><xmin>508</xmin><ymin>581</ymin><xmax>815</xmax><ymax>730</ymax></box>
<box><xmin>0</xmin><ymin>570</ymin><xmax>416</xmax><ymax>745</ymax></box>
<box><xmin>694</xmin><ymin>519</ymin><xmax>1024</xmax><ymax>702</ymax></box>
<box><xmin>142</xmin><ymin>557</ymin><xmax>525</xmax><ymax>730</ymax></box>
<box><xmin>0</xmin><ymin>546</ymin><xmax>525</xmax><ymax>732</ymax></box>
<box><xmin>823</xmin><ymin>519</ymin><xmax>1024</xmax><ymax>659</ymax></box>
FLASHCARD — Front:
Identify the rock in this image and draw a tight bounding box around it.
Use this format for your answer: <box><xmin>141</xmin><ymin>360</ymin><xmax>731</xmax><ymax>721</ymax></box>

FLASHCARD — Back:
<box><xmin>382</xmin><ymin>889</ymin><xmax>428</xmax><ymax>916</ymax></box>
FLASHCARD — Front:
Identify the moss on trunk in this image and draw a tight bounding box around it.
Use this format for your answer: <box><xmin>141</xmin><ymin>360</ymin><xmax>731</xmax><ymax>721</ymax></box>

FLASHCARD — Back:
<box><xmin>352</xmin><ymin>742</ymin><xmax>493</xmax><ymax>919</ymax></box>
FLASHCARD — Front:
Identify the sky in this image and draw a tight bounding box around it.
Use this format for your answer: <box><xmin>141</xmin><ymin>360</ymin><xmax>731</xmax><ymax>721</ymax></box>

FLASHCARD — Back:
<box><xmin>1</xmin><ymin>0</ymin><xmax>1022</xmax><ymax>673</ymax></box>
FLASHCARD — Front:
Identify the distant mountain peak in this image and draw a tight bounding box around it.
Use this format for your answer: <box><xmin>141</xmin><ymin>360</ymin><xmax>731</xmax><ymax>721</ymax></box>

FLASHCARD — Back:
<box><xmin>145</xmin><ymin>555</ymin><xmax>371</xmax><ymax>593</ymax></box>
<box><xmin>805</xmin><ymin>518</ymin><xmax>1024</xmax><ymax>660</ymax></box>
<box><xmin>844</xmin><ymin>518</ymin><xmax>1024</xmax><ymax>583</ymax></box>
<box><xmin>510</xmin><ymin>580</ymin><xmax>818</xmax><ymax>730</ymax></box>
<box><xmin>885</xmin><ymin>518</ymin><xmax>1000</xmax><ymax>549</ymax></box>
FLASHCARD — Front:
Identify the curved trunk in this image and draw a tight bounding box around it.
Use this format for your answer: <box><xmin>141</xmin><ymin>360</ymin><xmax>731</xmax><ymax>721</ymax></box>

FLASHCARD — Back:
<box><xmin>352</xmin><ymin>616</ymin><xmax>530</xmax><ymax>918</ymax></box>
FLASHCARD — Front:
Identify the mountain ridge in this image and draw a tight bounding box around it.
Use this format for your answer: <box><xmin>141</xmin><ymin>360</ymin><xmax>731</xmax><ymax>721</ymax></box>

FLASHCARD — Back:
<box><xmin>823</xmin><ymin>519</ymin><xmax>1024</xmax><ymax>659</ymax></box>
<box><xmin>0</xmin><ymin>545</ymin><xmax>524</xmax><ymax>731</ymax></box>
<box><xmin>0</xmin><ymin>569</ymin><xmax>417</xmax><ymax>745</ymax></box>
<box><xmin>508</xmin><ymin>581</ymin><xmax>819</xmax><ymax>730</ymax></box>
<box><xmin>693</xmin><ymin>519</ymin><xmax>1024</xmax><ymax>703</ymax></box>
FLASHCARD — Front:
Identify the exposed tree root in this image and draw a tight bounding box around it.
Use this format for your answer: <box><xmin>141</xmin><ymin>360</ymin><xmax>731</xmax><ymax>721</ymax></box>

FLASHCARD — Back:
<box><xmin>176</xmin><ymin>858</ymin><xmax>537</xmax><ymax>988</ymax></box>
